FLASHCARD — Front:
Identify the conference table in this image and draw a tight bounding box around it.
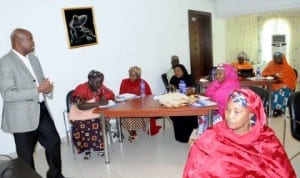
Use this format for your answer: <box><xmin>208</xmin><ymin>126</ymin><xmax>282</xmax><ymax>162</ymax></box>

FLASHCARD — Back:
<box><xmin>198</xmin><ymin>77</ymin><xmax>274</xmax><ymax>118</ymax></box>
<box><xmin>93</xmin><ymin>95</ymin><xmax>218</xmax><ymax>164</ymax></box>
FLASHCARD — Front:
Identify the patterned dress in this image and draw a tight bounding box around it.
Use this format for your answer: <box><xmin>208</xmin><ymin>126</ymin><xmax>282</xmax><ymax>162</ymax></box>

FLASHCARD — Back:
<box><xmin>71</xmin><ymin>82</ymin><xmax>114</xmax><ymax>154</ymax></box>
<box><xmin>119</xmin><ymin>78</ymin><xmax>152</xmax><ymax>131</ymax></box>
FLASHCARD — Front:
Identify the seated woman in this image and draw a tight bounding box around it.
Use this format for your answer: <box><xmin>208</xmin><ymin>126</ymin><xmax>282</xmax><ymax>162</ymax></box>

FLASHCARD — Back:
<box><xmin>262</xmin><ymin>52</ymin><xmax>297</xmax><ymax>117</ymax></box>
<box><xmin>119</xmin><ymin>66</ymin><xmax>161</xmax><ymax>142</ymax></box>
<box><xmin>198</xmin><ymin>63</ymin><xmax>240</xmax><ymax>134</ymax></box>
<box><xmin>183</xmin><ymin>88</ymin><xmax>296</xmax><ymax>178</ymax></box>
<box><xmin>232</xmin><ymin>51</ymin><xmax>254</xmax><ymax>77</ymax></box>
<box><xmin>70</xmin><ymin>70</ymin><xmax>115</xmax><ymax>159</ymax></box>
<box><xmin>169</xmin><ymin>64</ymin><xmax>198</xmax><ymax>143</ymax></box>
<box><xmin>232</xmin><ymin>51</ymin><xmax>254</xmax><ymax>70</ymax></box>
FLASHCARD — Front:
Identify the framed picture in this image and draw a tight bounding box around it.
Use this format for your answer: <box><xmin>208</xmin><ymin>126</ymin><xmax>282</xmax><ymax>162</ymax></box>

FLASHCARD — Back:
<box><xmin>62</xmin><ymin>7</ymin><xmax>98</xmax><ymax>48</ymax></box>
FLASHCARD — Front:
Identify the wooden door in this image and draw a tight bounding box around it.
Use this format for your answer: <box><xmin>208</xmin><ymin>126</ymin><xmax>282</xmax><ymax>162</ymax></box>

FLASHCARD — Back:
<box><xmin>188</xmin><ymin>10</ymin><xmax>213</xmax><ymax>80</ymax></box>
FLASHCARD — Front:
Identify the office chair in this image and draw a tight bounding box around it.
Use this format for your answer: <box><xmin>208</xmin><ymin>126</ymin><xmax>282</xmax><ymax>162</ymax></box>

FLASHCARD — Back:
<box><xmin>283</xmin><ymin>91</ymin><xmax>300</xmax><ymax>160</ymax></box>
<box><xmin>62</xmin><ymin>90</ymin><xmax>74</xmax><ymax>145</ymax></box>
<box><xmin>0</xmin><ymin>155</ymin><xmax>13</xmax><ymax>164</ymax></box>
<box><xmin>161</xmin><ymin>73</ymin><xmax>169</xmax><ymax>92</ymax></box>
<box><xmin>247</xmin><ymin>86</ymin><xmax>269</xmax><ymax>114</ymax></box>
<box><xmin>293</xmin><ymin>68</ymin><xmax>298</xmax><ymax>92</ymax></box>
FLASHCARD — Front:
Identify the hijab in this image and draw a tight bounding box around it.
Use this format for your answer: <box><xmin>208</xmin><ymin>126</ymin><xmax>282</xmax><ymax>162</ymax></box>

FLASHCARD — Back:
<box><xmin>129</xmin><ymin>66</ymin><xmax>142</xmax><ymax>78</ymax></box>
<box><xmin>205</xmin><ymin>63</ymin><xmax>240</xmax><ymax>116</ymax></box>
<box><xmin>262</xmin><ymin>52</ymin><xmax>297</xmax><ymax>91</ymax></box>
<box><xmin>169</xmin><ymin>64</ymin><xmax>195</xmax><ymax>88</ymax></box>
<box><xmin>183</xmin><ymin>88</ymin><xmax>295</xmax><ymax>178</ymax></box>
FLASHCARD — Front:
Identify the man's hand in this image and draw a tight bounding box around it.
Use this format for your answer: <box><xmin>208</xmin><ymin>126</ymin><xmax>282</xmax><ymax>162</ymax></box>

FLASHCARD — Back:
<box><xmin>38</xmin><ymin>79</ymin><xmax>53</xmax><ymax>94</ymax></box>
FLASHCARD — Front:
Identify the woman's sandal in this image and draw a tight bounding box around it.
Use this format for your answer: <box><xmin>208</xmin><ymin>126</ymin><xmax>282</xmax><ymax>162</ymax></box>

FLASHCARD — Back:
<box><xmin>84</xmin><ymin>151</ymin><xmax>91</xmax><ymax>160</ymax></box>
<box><xmin>128</xmin><ymin>135</ymin><xmax>138</xmax><ymax>143</ymax></box>
<box><xmin>97</xmin><ymin>151</ymin><xmax>104</xmax><ymax>157</ymax></box>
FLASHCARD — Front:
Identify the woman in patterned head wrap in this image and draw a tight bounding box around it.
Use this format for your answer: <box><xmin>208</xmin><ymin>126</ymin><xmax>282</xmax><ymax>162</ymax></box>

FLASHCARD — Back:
<box><xmin>262</xmin><ymin>52</ymin><xmax>297</xmax><ymax>117</ymax></box>
<box><xmin>183</xmin><ymin>88</ymin><xmax>295</xmax><ymax>178</ymax></box>
<box><xmin>70</xmin><ymin>70</ymin><xmax>115</xmax><ymax>159</ymax></box>
<box><xmin>119</xmin><ymin>66</ymin><xmax>161</xmax><ymax>142</ymax></box>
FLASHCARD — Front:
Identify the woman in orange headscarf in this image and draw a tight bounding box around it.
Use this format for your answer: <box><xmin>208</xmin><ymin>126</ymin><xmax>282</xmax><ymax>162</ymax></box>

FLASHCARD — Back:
<box><xmin>262</xmin><ymin>52</ymin><xmax>297</xmax><ymax>117</ymax></box>
<box><xmin>232</xmin><ymin>51</ymin><xmax>254</xmax><ymax>70</ymax></box>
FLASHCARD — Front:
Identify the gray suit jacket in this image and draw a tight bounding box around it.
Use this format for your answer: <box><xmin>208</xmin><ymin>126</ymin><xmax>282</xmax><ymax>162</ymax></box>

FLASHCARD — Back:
<box><xmin>0</xmin><ymin>50</ymin><xmax>47</xmax><ymax>133</ymax></box>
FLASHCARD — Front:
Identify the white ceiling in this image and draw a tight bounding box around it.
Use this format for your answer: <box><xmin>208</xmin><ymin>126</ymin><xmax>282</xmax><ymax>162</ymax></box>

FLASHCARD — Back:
<box><xmin>212</xmin><ymin>0</ymin><xmax>300</xmax><ymax>17</ymax></box>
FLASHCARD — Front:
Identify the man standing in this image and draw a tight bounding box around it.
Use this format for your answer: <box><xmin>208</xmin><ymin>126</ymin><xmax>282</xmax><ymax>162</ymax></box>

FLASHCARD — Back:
<box><xmin>0</xmin><ymin>28</ymin><xmax>64</xmax><ymax>178</ymax></box>
<box><xmin>166</xmin><ymin>55</ymin><xmax>180</xmax><ymax>82</ymax></box>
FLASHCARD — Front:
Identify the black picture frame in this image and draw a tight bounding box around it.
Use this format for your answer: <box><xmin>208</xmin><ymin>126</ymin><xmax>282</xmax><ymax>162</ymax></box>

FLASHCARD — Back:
<box><xmin>63</xmin><ymin>7</ymin><xmax>98</xmax><ymax>48</ymax></box>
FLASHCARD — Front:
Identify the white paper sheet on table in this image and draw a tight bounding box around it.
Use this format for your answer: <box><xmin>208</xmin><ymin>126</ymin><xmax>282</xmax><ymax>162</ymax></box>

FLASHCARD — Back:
<box><xmin>191</xmin><ymin>99</ymin><xmax>217</xmax><ymax>107</ymax></box>
<box><xmin>246</xmin><ymin>76</ymin><xmax>273</xmax><ymax>81</ymax></box>
<box><xmin>195</xmin><ymin>95</ymin><xmax>210</xmax><ymax>100</ymax></box>
<box><xmin>116</xmin><ymin>93</ymin><xmax>140</xmax><ymax>102</ymax></box>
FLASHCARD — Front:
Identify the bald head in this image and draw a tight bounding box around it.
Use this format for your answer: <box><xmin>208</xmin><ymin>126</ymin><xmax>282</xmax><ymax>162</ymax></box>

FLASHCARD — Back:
<box><xmin>171</xmin><ymin>55</ymin><xmax>179</xmax><ymax>67</ymax></box>
<box><xmin>10</xmin><ymin>28</ymin><xmax>35</xmax><ymax>56</ymax></box>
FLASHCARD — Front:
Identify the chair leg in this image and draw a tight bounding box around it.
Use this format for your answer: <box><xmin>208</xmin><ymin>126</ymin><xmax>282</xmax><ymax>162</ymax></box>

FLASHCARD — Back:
<box><xmin>283</xmin><ymin>117</ymin><xmax>287</xmax><ymax>148</ymax></box>
<box><xmin>148</xmin><ymin>119</ymin><xmax>151</xmax><ymax>139</ymax></box>
<box><xmin>69</xmin><ymin>127</ymin><xmax>77</xmax><ymax>160</ymax></box>
<box><xmin>163</xmin><ymin>117</ymin><xmax>166</xmax><ymax>131</ymax></box>
<box><xmin>116</xmin><ymin>118</ymin><xmax>124</xmax><ymax>142</ymax></box>
<box><xmin>106</xmin><ymin>121</ymin><xmax>114</xmax><ymax>152</ymax></box>
<box><xmin>290</xmin><ymin>152</ymin><xmax>300</xmax><ymax>160</ymax></box>
<box><xmin>63</xmin><ymin>111</ymin><xmax>70</xmax><ymax>145</ymax></box>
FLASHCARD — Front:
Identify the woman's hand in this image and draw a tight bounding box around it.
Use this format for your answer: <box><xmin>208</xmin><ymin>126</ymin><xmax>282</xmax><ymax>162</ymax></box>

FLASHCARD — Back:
<box><xmin>186</xmin><ymin>87</ymin><xmax>196</xmax><ymax>96</ymax></box>
<box><xmin>98</xmin><ymin>95</ymin><xmax>108</xmax><ymax>106</ymax></box>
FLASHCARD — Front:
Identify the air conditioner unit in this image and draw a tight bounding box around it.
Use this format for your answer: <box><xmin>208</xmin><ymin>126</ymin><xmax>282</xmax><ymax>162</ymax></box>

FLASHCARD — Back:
<box><xmin>272</xmin><ymin>34</ymin><xmax>286</xmax><ymax>55</ymax></box>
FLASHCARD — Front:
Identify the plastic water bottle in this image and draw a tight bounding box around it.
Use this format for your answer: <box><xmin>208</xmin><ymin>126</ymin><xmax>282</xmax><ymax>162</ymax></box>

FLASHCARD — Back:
<box><xmin>256</xmin><ymin>66</ymin><xmax>261</xmax><ymax>80</ymax></box>
<box><xmin>140</xmin><ymin>79</ymin><xmax>146</xmax><ymax>97</ymax></box>
<box><xmin>178</xmin><ymin>80</ymin><xmax>186</xmax><ymax>94</ymax></box>
<box><xmin>211</xmin><ymin>67</ymin><xmax>216</xmax><ymax>81</ymax></box>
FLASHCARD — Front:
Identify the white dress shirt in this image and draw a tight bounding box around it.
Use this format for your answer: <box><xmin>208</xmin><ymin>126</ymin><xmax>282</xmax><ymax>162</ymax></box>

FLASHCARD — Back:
<box><xmin>12</xmin><ymin>49</ymin><xmax>44</xmax><ymax>102</ymax></box>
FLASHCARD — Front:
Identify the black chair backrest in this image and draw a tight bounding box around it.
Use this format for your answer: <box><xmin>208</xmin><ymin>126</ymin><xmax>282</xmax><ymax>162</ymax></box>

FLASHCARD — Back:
<box><xmin>161</xmin><ymin>73</ymin><xmax>169</xmax><ymax>90</ymax></box>
<box><xmin>66</xmin><ymin>90</ymin><xmax>74</xmax><ymax>113</ymax></box>
<box><xmin>247</xmin><ymin>86</ymin><xmax>269</xmax><ymax>112</ymax></box>
<box><xmin>293</xmin><ymin>68</ymin><xmax>298</xmax><ymax>79</ymax></box>
<box><xmin>288</xmin><ymin>91</ymin><xmax>300</xmax><ymax>141</ymax></box>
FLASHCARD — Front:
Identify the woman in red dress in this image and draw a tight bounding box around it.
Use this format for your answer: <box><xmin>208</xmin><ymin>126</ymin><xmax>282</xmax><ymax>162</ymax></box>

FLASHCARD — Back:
<box><xmin>71</xmin><ymin>70</ymin><xmax>115</xmax><ymax>159</ymax></box>
<box><xmin>183</xmin><ymin>88</ymin><xmax>295</xmax><ymax>178</ymax></box>
<box><xmin>119</xmin><ymin>66</ymin><xmax>161</xmax><ymax>142</ymax></box>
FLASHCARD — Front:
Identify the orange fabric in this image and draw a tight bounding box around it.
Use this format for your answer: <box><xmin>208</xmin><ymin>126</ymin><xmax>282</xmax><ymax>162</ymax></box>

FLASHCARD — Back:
<box><xmin>232</xmin><ymin>62</ymin><xmax>253</xmax><ymax>70</ymax></box>
<box><xmin>262</xmin><ymin>55</ymin><xmax>297</xmax><ymax>91</ymax></box>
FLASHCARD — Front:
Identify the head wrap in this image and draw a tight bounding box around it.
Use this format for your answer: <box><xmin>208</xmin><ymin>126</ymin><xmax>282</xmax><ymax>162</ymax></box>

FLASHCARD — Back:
<box><xmin>171</xmin><ymin>55</ymin><xmax>179</xmax><ymax>61</ymax></box>
<box><xmin>173</xmin><ymin>64</ymin><xmax>188</xmax><ymax>77</ymax></box>
<box><xmin>217</xmin><ymin>63</ymin><xmax>238</xmax><ymax>82</ymax></box>
<box><xmin>222</xmin><ymin>88</ymin><xmax>266</xmax><ymax>143</ymax></box>
<box><xmin>273</xmin><ymin>52</ymin><xmax>283</xmax><ymax>58</ymax></box>
<box><xmin>183</xmin><ymin>88</ymin><xmax>296</xmax><ymax>177</ymax></box>
<box><xmin>262</xmin><ymin>53</ymin><xmax>297</xmax><ymax>91</ymax></box>
<box><xmin>129</xmin><ymin>66</ymin><xmax>142</xmax><ymax>78</ymax></box>
<box><xmin>87</xmin><ymin>70</ymin><xmax>104</xmax><ymax>81</ymax></box>
<box><xmin>228</xmin><ymin>90</ymin><xmax>248</xmax><ymax>108</ymax></box>
<box><xmin>237</xmin><ymin>51</ymin><xmax>248</xmax><ymax>59</ymax></box>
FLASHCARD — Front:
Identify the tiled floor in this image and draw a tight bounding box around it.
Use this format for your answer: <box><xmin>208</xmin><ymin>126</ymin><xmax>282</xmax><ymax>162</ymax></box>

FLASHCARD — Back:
<box><xmin>33</xmin><ymin>117</ymin><xmax>300</xmax><ymax>178</ymax></box>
